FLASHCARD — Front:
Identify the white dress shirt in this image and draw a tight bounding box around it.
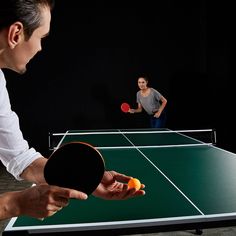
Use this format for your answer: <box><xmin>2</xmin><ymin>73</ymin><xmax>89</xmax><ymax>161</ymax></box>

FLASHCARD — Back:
<box><xmin>0</xmin><ymin>69</ymin><xmax>42</xmax><ymax>180</ymax></box>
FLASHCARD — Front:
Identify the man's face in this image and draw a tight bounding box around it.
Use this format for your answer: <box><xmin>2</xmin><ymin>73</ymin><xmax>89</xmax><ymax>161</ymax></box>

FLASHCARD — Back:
<box><xmin>7</xmin><ymin>6</ymin><xmax>51</xmax><ymax>74</ymax></box>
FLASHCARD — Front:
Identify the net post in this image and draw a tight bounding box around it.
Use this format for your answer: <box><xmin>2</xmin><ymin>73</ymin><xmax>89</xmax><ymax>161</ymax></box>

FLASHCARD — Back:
<box><xmin>212</xmin><ymin>128</ymin><xmax>217</xmax><ymax>145</ymax></box>
<box><xmin>48</xmin><ymin>132</ymin><xmax>54</xmax><ymax>151</ymax></box>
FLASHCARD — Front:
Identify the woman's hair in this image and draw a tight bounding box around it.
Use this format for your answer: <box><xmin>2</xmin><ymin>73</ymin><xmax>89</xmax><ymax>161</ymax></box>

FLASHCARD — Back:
<box><xmin>138</xmin><ymin>75</ymin><xmax>149</xmax><ymax>83</ymax></box>
<box><xmin>0</xmin><ymin>0</ymin><xmax>55</xmax><ymax>40</ymax></box>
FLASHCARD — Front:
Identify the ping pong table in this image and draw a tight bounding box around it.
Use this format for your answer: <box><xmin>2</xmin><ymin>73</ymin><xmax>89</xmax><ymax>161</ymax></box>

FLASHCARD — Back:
<box><xmin>3</xmin><ymin>128</ymin><xmax>236</xmax><ymax>235</ymax></box>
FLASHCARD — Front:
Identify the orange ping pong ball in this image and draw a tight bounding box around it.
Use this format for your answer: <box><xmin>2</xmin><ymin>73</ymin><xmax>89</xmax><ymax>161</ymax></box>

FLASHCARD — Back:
<box><xmin>128</xmin><ymin>178</ymin><xmax>141</xmax><ymax>191</ymax></box>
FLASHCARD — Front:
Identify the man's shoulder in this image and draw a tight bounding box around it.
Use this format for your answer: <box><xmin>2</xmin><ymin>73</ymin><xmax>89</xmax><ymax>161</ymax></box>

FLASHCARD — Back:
<box><xmin>0</xmin><ymin>69</ymin><xmax>4</xmax><ymax>77</ymax></box>
<box><xmin>0</xmin><ymin>69</ymin><xmax>7</xmax><ymax>90</ymax></box>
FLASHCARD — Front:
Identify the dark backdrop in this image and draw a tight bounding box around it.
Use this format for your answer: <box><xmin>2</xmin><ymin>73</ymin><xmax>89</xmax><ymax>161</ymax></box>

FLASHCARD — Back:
<box><xmin>3</xmin><ymin>1</ymin><xmax>234</xmax><ymax>156</ymax></box>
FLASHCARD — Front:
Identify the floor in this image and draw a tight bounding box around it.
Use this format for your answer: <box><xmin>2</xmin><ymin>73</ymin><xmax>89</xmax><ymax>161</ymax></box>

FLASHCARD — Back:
<box><xmin>1</xmin><ymin>165</ymin><xmax>236</xmax><ymax>236</ymax></box>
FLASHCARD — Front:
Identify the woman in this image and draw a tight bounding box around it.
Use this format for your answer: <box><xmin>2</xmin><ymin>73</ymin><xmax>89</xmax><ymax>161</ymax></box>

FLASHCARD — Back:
<box><xmin>129</xmin><ymin>76</ymin><xmax>167</xmax><ymax>128</ymax></box>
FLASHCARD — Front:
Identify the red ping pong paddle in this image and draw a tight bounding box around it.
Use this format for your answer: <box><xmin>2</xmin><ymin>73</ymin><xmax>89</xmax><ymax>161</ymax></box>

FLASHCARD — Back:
<box><xmin>121</xmin><ymin>102</ymin><xmax>130</xmax><ymax>113</ymax></box>
<box><xmin>44</xmin><ymin>142</ymin><xmax>105</xmax><ymax>195</ymax></box>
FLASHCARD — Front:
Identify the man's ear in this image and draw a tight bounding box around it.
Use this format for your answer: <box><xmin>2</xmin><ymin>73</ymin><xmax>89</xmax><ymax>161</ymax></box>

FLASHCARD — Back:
<box><xmin>8</xmin><ymin>22</ymin><xmax>24</xmax><ymax>49</ymax></box>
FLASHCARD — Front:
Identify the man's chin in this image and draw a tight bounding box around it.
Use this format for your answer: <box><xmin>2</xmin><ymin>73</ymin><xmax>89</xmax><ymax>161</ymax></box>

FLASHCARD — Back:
<box><xmin>16</xmin><ymin>67</ymin><xmax>27</xmax><ymax>75</ymax></box>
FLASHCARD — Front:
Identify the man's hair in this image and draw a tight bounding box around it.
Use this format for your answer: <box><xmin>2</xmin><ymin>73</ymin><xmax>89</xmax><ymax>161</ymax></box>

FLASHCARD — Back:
<box><xmin>0</xmin><ymin>0</ymin><xmax>55</xmax><ymax>40</ymax></box>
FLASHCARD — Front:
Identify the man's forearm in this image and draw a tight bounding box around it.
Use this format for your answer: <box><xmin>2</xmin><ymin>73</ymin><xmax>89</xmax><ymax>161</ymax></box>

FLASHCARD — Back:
<box><xmin>0</xmin><ymin>191</ymin><xmax>21</xmax><ymax>220</ymax></box>
<box><xmin>20</xmin><ymin>157</ymin><xmax>47</xmax><ymax>184</ymax></box>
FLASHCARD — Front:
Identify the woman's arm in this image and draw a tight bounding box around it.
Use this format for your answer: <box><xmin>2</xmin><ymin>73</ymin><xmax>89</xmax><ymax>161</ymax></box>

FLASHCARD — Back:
<box><xmin>154</xmin><ymin>96</ymin><xmax>167</xmax><ymax>118</ymax></box>
<box><xmin>129</xmin><ymin>103</ymin><xmax>142</xmax><ymax>114</ymax></box>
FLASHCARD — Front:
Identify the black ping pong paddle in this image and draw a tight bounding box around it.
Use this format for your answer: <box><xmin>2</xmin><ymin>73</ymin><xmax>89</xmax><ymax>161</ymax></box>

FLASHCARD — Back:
<box><xmin>44</xmin><ymin>142</ymin><xmax>105</xmax><ymax>195</ymax></box>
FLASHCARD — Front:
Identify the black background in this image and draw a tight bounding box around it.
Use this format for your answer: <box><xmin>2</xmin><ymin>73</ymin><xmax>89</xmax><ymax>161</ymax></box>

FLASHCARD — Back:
<box><xmin>3</xmin><ymin>1</ymin><xmax>234</xmax><ymax>156</ymax></box>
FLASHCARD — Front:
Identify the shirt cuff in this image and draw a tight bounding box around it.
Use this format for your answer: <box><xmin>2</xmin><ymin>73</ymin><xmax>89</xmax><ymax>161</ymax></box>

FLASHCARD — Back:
<box><xmin>6</xmin><ymin>148</ymin><xmax>42</xmax><ymax>181</ymax></box>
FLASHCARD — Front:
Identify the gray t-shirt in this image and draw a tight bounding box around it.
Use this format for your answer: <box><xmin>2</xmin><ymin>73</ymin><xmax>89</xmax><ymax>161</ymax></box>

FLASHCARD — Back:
<box><xmin>136</xmin><ymin>88</ymin><xmax>162</xmax><ymax>115</ymax></box>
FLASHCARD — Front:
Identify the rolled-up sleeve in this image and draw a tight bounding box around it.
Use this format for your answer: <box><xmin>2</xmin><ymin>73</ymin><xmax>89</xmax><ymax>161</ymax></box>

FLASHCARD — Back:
<box><xmin>0</xmin><ymin>70</ymin><xmax>42</xmax><ymax>180</ymax></box>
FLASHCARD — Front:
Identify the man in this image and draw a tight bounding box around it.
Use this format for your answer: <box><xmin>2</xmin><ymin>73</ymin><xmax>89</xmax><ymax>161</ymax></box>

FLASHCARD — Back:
<box><xmin>0</xmin><ymin>0</ymin><xmax>145</xmax><ymax>220</ymax></box>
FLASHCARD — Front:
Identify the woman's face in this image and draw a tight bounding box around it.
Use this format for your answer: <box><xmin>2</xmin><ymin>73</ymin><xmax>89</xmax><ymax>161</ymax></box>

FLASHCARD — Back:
<box><xmin>138</xmin><ymin>77</ymin><xmax>148</xmax><ymax>90</ymax></box>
